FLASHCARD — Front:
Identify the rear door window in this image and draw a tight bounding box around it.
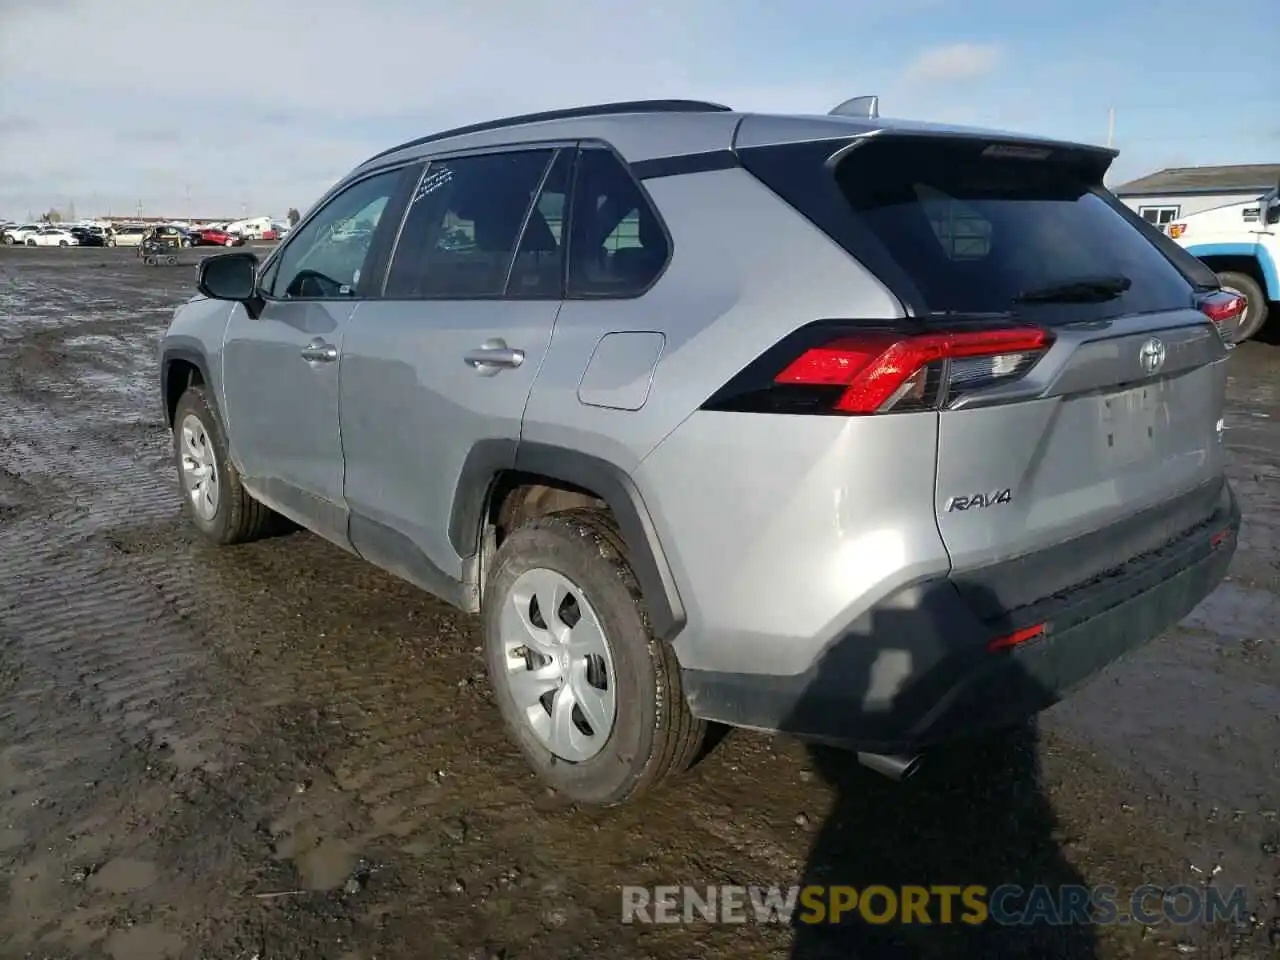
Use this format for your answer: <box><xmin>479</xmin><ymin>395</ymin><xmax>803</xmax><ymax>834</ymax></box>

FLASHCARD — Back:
<box><xmin>384</xmin><ymin>149</ymin><xmax>555</xmax><ymax>299</ymax></box>
<box><xmin>741</xmin><ymin>137</ymin><xmax>1195</xmax><ymax>323</ymax></box>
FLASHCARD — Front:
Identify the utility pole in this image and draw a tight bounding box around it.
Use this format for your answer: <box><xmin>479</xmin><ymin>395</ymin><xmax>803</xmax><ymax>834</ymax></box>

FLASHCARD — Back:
<box><xmin>1106</xmin><ymin>106</ymin><xmax>1116</xmax><ymax>149</ymax></box>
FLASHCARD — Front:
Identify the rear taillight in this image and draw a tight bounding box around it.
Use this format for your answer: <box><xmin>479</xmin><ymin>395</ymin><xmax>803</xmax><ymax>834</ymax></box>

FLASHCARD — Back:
<box><xmin>1198</xmin><ymin>290</ymin><xmax>1246</xmax><ymax>341</ymax></box>
<box><xmin>703</xmin><ymin>322</ymin><xmax>1053</xmax><ymax>415</ymax></box>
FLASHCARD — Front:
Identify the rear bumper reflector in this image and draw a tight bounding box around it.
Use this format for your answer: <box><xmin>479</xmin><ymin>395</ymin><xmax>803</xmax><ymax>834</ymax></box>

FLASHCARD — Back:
<box><xmin>988</xmin><ymin>622</ymin><xmax>1048</xmax><ymax>652</ymax></box>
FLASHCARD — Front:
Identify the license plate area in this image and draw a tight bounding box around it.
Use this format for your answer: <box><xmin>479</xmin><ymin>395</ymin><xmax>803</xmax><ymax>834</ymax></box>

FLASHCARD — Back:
<box><xmin>1100</xmin><ymin>383</ymin><xmax>1161</xmax><ymax>466</ymax></box>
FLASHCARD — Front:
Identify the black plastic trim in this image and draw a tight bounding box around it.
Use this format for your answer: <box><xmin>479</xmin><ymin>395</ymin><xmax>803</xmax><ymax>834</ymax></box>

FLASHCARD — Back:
<box><xmin>159</xmin><ymin>346</ymin><xmax>217</xmax><ymax>427</ymax></box>
<box><xmin>447</xmin><ymin>441</ymin><xmax>686</xmax><ymax>640</ymax></box>
<box><xmin>631</xmin><ymin>149</ymin><xmax>739</xmax><ymax>180</ymax></box>
<box><xmin>361</xmin><ymin>100</ymin><xmax>733</xmax><ymax>166</ymax></box>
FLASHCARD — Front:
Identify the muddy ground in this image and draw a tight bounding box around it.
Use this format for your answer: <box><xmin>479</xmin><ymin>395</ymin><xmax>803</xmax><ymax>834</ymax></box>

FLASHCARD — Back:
<box><xmin>0</xmin><ymin>245</ymin><xmax>1275</xmax><ymax>960</ymax></box>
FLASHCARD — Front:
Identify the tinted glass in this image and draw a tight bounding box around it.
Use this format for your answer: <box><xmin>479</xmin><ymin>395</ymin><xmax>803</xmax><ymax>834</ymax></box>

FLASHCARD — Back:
<box><xmin>743</xmin><ymin>138</ymin><xmax>1194</xmax><ymax>323</ymax></box>
<box><xmin>505</xmin><ymin>149</ymin><xmax>571</xmax><ymax>298</ymax></box>
<box><xmin>566</xmin><ymin>149</ymin><xmax>669</xmax><ymax>297</ymax></box>
<box><xmin>385</xmin><ymin>150</ymin><xmax>553</xmax><ymax>299</ymax></box>
<box><xmin>268</xmin><ymin>168</ymin><xmax>403</xmax><ymax>300</ymax></box>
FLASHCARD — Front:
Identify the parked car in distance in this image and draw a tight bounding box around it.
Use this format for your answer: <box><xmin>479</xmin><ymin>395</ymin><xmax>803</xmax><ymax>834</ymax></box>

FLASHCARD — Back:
<box><xmin>159</xmin><ymin>97</ymin><xmax>1240</xmax><ymax>806</ymax></box>
<box><xmin>191</xmin><ymin>227</ymin><xmax>245</xmax><ymax>247</ymax></box>
<box><xmin>113</xmin><ymin>226</ymin><xmax>148</xmax><ymax>247</ymax></box>
<box><xmin>68</xmin><ymin>226</ymin><xmax>108</xmax><ymax>247</ymax></box>
<box><xmin>27</xmin><ymin>226</ymin><xmax>80</xmax><ymax>246</ymax></box>
<box><xmin>3</xmin><ymin>223</ymin><xmax>45</xmax><ymax>245</ymax></box>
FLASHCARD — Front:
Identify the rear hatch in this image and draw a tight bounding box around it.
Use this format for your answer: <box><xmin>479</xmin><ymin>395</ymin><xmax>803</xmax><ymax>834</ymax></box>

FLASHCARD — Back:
<box><xmin>737</xmin><ymin>128</ymin><xmax>1229</xmax><ymax>611</ymax></box>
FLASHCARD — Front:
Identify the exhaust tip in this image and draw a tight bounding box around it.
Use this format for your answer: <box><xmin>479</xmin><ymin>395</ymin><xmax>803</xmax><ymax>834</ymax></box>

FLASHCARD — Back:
<box><xmin>857</xmin><ymin>751</ymin><xmax>923</xmax><ymax>781</ymax></box>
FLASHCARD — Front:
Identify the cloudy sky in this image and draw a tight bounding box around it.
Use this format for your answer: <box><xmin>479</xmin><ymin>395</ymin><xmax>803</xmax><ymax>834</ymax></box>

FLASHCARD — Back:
<box><xmin>0</xmin><ymin>0</ymin><xmax>1276</xmax><ymax>221</ymax></box>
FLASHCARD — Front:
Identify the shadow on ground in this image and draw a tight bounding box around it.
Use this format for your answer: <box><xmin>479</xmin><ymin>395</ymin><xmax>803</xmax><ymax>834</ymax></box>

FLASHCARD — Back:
<box><xmin>781</xmin><ymin>585</ymin><xmax>1098</xmax><ymax>959</ymax></box>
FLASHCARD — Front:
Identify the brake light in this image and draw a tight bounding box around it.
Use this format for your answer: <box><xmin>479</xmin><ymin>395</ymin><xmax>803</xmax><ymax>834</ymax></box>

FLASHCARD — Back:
<box><xmin>1198</xmin><ymin>290</ymin><xmax>1246</xmax><ymax>340</ymax></box>
<box><xmin>1168</xmin><ymin>223</ymin><xmax>1187</xmax><ymax>239</ymax></box>
<box><xmin>703</xmin><ymin>323</ymin><xmax>1052</xmax><ymax>416</ymax></box>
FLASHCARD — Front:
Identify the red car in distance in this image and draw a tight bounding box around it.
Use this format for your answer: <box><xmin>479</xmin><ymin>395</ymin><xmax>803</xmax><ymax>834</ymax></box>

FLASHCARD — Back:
<box><xmin>191</xmin><ymin>227</ymin><xmax>245</xmax><ymax>248</ymax></box>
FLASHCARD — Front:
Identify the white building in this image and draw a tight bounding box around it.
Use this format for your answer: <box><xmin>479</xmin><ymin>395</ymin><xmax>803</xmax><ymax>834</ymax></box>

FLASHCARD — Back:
<box><xmin>1113</xmin><ymin>163</ymin><xmax>1280</xmax><ymax>234</ymax></box>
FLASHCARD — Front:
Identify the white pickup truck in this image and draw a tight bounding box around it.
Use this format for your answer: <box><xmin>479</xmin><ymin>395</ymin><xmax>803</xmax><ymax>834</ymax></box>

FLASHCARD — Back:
<box><xmin>1168</xmin><ymin>184</ymin><xmax>1280</xmax><ymax>341</ymax></box>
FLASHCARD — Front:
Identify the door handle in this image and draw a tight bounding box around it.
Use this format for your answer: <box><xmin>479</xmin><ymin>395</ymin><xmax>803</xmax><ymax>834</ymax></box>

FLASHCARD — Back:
<box><xmin>464</xmin><ymin>339</ymin><xmax>525</xmax><ymax>375</ymax></box>
<box><xmin>300</xmin><ymin>339</ymin><xmax>338</xmax><ymax>363</ymax></box>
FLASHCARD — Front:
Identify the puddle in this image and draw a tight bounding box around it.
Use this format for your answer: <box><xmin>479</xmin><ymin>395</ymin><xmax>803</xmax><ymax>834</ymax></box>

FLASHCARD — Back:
<box><xmin>1182</xmin><ymin>580</ymin><xmax>1280</xmax><ymax>641</ymax></box>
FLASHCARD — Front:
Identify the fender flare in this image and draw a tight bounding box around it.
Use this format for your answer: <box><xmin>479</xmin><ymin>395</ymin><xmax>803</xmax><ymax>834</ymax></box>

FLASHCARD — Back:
<box><xmin>1184</xmin><ymin>242</ymin><xmax>1280</xmax><ymax>300</ymax></box>
<box><xmin>159</xmin><ymin>345</ymin><xmax>220</xmax><ymax>428</ymax></box>
<box><xmin>449</xmin><ymin>440</ymin><xmax>687</xmax><ymax>641</ymax></box>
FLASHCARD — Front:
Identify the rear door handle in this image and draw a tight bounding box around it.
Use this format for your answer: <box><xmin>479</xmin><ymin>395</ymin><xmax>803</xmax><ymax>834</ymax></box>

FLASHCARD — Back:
<box><xmin>464</xmin><ymin>339</ymin><xmax>524</xmax><ymax>375</ymax></box>
<box><xmin>300</xmin><ymin>339</ymin><xmax>338</xmax><ymax>363</ymax></box>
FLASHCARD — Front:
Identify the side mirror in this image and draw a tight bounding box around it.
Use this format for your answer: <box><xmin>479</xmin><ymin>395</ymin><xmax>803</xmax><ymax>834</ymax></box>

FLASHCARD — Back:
<box><xmin>197</xmin><ymin>251</ymin><xmax>264</xmax><ymax>317</ymax></box>
<box><xmin>197</xmin><ymin>251</ymin><xmax>259</xmax><ymax>301</ymax></box>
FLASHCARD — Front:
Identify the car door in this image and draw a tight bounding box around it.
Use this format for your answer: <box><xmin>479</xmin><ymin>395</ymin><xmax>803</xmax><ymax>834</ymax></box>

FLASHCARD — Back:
<box><xmin>339</xmin><ymin>145</ymin><xmax>573</xmax><ymax>599</ymax></box>
<box><xmin>219</xmin><ymin>163</ymin><xmax>418</xmax><ymax>548</ymax></box>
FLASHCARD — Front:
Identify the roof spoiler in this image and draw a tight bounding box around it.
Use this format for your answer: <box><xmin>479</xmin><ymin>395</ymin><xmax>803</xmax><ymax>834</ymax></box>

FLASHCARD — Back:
<box><xmin>829</xmin><ymin>95</ymin><xmax>879</xmax><ymax>120</ymax></box>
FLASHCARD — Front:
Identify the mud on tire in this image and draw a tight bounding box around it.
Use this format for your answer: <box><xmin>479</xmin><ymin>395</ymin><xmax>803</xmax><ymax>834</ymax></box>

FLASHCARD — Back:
<box><xmin>172</xmin><ymin>385</ymin><xmax>276</xmax><ymax>545</ymax></box>
<box><xmin>482</xmin><ymin>508</ymin><xmax>706</xmax><ymax>806</ymax></box>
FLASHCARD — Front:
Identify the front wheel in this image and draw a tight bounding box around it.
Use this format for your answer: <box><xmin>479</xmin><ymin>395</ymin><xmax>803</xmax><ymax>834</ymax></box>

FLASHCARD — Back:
<box><xmin>1218</xmin><ymin>271</ymin><xmax>1269</xmax><ymax>342</ymax></box>
<box><xmin>224</xmin><ymin>237</ymin><xmax>236</xmax><ymax>247</ymax></box>
<box><xmin>172</xmin><ymin>386</ymin><xmax>276</xmax><ymax>545</ymax></box>
<box><xmin>25</xmin><ymin>239</ymin><xmax>36</xmax><ymax>246</ymax></box>
<box><xmin>58</xmin><ymin>240</ymin><xmax>68</xmax><ymax>247</ymax></box>
<box><xmin>482</xmin><ymin>509</ymin><xmax>706</xmax><ymax>806</ymax></box>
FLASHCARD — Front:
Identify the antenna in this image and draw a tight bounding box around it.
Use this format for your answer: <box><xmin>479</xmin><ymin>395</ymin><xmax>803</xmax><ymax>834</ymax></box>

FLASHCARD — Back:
<box><xmin>829</xmin><ymin>95</ymin><xmax>879</xmax><ymax>120</ymax></box>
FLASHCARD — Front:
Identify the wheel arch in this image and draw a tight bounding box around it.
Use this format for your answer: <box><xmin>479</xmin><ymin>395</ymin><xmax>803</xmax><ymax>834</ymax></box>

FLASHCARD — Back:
<box><xmin>161</xmin><ymin>346</ymin><xmax>220</xmax><ymax>429</ymax></box>
<box><xmin>450</xmin><ymin>440</ymin><xmax>687</xmax><ymax>641</ymax></box>
<box><xmin>1186</xmin><ymin>243</ymin><xmax>1279</xmax><ymax>300</ymax></box>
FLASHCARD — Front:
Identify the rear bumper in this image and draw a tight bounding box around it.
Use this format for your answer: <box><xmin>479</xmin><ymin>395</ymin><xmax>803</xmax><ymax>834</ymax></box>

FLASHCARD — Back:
<box><xmin>681</xmin><ymin>483</ymin><xmax>1240</xmax><ymax>753</ymax></box>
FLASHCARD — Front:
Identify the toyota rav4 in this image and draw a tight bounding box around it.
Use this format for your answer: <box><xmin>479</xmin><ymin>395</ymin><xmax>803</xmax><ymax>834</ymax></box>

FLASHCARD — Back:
<box><xmin>158</xmin><ymin>97</ymin><xmax>1240</xmax><ymax>805</ymax></box>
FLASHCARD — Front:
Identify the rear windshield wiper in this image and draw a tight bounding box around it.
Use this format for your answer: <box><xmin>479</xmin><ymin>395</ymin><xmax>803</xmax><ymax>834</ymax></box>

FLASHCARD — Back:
<box><xmin>1014</xmin><ymin>274</ymin><xmax>1132</xmax><ymax>303</ymax></box>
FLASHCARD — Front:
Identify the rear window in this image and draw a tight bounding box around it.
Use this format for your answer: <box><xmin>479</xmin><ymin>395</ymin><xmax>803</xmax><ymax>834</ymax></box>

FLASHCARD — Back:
<box><xmin>741</xmin><ymin>137</ymin><xmax>1194</xmax><ymax>322</ymax></box>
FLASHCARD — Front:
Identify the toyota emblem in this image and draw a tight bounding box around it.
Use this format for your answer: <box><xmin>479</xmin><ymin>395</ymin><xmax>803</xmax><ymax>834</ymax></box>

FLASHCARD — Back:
<box><xmin>1139</xmin><ymin>337</ymin><xmax>1166</xmax><ymax>375</ymax></box>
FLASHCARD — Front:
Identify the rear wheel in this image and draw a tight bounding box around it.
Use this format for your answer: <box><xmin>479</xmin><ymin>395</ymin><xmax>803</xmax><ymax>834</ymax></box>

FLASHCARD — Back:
<box><xmin>25</xmin><ymin>239</ymin><xmax>35</xmax><ymax>246</ymax></box>
<box><xmin>1217</xmin><ymin>270</ymin><xmax>1269</xmax><ymax>342</ymax></box>
<box><xmin>482</xmin><ymin>508</ymin><xmax>705</xmax><ymax>806</ymax></box>
<box><xmin>172</xmin><ymin>385</ymin><xmax>275</xmax><ymax>545</ymax></box>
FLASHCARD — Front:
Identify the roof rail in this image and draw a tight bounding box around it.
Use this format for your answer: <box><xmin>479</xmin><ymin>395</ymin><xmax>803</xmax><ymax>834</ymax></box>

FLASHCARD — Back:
<box><xmin>829</xmin><ymin>95</ymin><xmax>879</xmax><ymax>120</ymax></box>
<box><xmin>361</xmin><ymin>98</ymin><xmax>734</xmax><ymax>165</ymax></box>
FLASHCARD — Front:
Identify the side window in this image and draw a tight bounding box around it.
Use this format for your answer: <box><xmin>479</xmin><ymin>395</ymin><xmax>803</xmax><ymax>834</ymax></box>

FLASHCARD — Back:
<box><xmin>385</xmin><ymin>150</ymin><xmax>554</xmax><ymax>299</ymax></box>
<box><xmin>566</xmin><ymin>149</ymin><xmax>669</xmax><ymax>297</ymax></box>
<box><xmin>268</xmin><ymin>168</ymin><xmax>403</xmax><ymax>300</ymax></box>
<box><xmin>506</xmin><ymin>150</ymin><xmax>571</xmax><ymax>298</ymax></box>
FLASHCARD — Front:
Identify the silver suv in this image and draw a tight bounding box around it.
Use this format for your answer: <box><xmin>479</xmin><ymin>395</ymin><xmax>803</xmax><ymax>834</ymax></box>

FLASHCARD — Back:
<box><xmin>159</xmin><ymin>97</ymin><xmax>1241</xmax><ymax>805</ymax></box>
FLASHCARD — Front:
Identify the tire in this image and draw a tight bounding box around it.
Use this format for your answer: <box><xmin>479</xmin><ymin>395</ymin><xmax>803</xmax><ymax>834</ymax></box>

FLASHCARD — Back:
<box><xmin>25</xmin><ymin>239</ymin><xmax>35</xmax><ymax>246</ymax></box>
<box><xmin>166</xmin><ymin>256</ymin><xmax>177</xmax><ymax>265</ymax></box>
<box><xmin>224</xmin><ymin>237</ymin><xmax>236</xmax><ymax>247</ymax></box>
<box><xmin>172</xmin><ymin>385</ymin><xmax>275</xmax><ymax>545</ymax></box>
<box><xmin>482</xmin><ymin>508</ymin><xmax>705</xmax><ymax>806</ymax></box>
<box><xmin>1217</xmin><ymin>270</ymin><xmax>1269</xmax><ymax>342</ymax></box>
<box><xmin>58</xmin><ymin>240</ymin><xmax>68</xmax><ymax>247</ymax></box>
